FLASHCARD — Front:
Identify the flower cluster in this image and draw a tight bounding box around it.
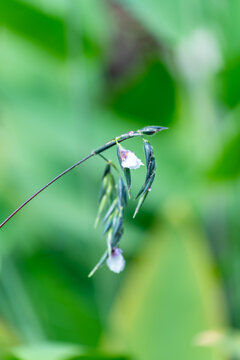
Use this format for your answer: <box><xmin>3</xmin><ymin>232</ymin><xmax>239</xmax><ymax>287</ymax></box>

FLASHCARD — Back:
<box><xmin>0</xmin><ymin>125</ymin><xmax>167</xmax><ymax>276</ymax></box>
<box><xmin>88</xmin><ymin>126</ymin><xmax>167</xmax><ymax>277</ymax></box>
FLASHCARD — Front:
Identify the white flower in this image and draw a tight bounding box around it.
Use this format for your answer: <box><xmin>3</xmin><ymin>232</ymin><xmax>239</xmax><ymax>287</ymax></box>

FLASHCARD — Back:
<box><xmin>120</xmin><ymin>147</ymin><xmax>144</xmax><ymax>169</ymax></box>
<box><xmin>107</xmin><ymin>247</ymin><xmax>125</xmax><ymax>273</ymax></box>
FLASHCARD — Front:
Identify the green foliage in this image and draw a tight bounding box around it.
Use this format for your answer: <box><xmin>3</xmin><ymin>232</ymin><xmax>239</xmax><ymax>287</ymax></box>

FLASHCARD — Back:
<box><xmin>218</xmin><ymin>57</ymin><xmax>240</xmax><ymax>108</ymax></box>
<box><xmin>109</xmin><ymin>60</ymin><xmax>175</xmax><ymax>126</ymax></box>
<box><xmin>4</xmin><ymin>344</ymin><xmax>130</xmax><ymax>360</ymax></box>
<box><xmin>209</xmin><ymin>131</ymin><xmax>240</xmax><ymax>180</ymax></box>
<box><xmin>0</xmin><ymin>0</ymin><xmax>240</xmax><ymax>359</ymax></box>
<box><xmin>0</xmin><ymin>0</ymin><xmax>67</xmax><ymax>58</ymax></box>
<box><xmin>107</xmin><ymin>208</ymin><xmax>225</xmax><ymax>360</ymax></box>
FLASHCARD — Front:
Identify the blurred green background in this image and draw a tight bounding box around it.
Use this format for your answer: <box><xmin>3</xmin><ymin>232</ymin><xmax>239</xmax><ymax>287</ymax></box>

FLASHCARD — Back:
<box><xmin>0</xmin><ymin>0</ymin><xmax>240</xmax><ymax>359</ymax></box>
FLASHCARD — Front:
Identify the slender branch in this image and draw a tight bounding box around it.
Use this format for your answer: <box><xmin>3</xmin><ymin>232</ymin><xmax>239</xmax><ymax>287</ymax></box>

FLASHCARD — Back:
<box><xmin>0</xmin><ymin>131</ymin><xmax>137</xmax><ymax>229</ymax></box>
<box><xmin>98</xmin><ymin>153</ymin><xmax>120</xmax><ymax>174</ymax></box>
<box><xmin>98</xmin><ymin>153</ymin><xmax>109</xmax><ymax>163</ymax></box>
<box><xmin>0</xmin><ymin>153</ymin><xmax>94</xmax><ymax>229</ymax></box>
<box><xmin>0</xmin><ymin>126</ymin><xmax>167</xmax><ymax>229</ymax></box>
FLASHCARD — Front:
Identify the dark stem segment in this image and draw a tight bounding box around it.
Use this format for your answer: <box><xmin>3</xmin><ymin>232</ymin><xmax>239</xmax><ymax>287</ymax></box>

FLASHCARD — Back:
<box><xmin>0</xmin><ymin>130</ymin><xmax>141</xmax><ymax>229</ymax></box>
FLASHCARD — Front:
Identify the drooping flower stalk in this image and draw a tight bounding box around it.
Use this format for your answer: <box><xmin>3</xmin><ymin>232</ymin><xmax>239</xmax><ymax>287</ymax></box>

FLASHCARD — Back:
<box><xmin>0</xmin><ymin>126</ymin><xmax>167</xmax><ymax>229</ymax></box>
<box><xmin>89</xmin><ymin>128</ymin><xmax>167</xmax><ymax>276</ymax></box>
<box><xmin>0</xmin><ymin>126</ymin><xmax>168</xmax><ymax>276</ymax></box>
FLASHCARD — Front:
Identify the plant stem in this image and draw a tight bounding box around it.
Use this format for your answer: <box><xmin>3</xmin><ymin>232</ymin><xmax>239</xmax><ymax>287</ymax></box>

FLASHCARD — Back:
<box><xmin>0</xmin><ymin>153</ymin><xmax>94</xmax><ymax>229</ymax></box>
<box><xmin>0</xmin><ymin>130</ymin><xmax>141</xmax><ymax>229</ymax></box>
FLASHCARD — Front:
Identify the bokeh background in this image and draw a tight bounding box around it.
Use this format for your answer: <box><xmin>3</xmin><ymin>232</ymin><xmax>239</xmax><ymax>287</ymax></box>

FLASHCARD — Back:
<box><xmin>0</xmin><ymin>0</ymin><xmax>240</xmax><ymax>359</ymax></box>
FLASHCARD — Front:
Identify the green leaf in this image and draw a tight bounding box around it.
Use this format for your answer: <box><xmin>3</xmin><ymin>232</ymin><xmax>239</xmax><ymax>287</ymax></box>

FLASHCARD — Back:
<box><xmin>7</xmin><ymin>344</ymin><xmax>131</xmax><ymax>360</ymax></box>
<box><xmin>70</xmin><ymin>354</ymin><xmax>130</xmax><ymax>360</ymax></box>
<box><xmin>110</xmin><ymin>60</ymin><xmax>175</xmax><ymax>126</ymax></box>
<box><xmin>218</xmin><ymin>56</ymin><xmax>240</xmax><ymax>109</ymax></box>
<box><xmin>7</xmin><ymin>343</ymin><xmax>83</xmax><ymax>360</ymax></box>
<box><xmin>209</xmin><ymin>131</ymin><xmax>240</xmax><ymax>180</ymax></box>
<box><xmin>108</xmin><ymin>207</ymin><xmax>226</xmax><ymax>360</ymax></box>
<box><xmin>0</xmin><ymin>0</ymin><xmax>67</xmax><ymax>58</ymax></box>
<box><xmin>2</xmin><ymin>355</ymin><xmax>20</xmax><ymax>360</ymax></box>
<box><xmin>116</xmin><ymin>0</ymin><xmax>240</xmax><ymax>58</ymax></box>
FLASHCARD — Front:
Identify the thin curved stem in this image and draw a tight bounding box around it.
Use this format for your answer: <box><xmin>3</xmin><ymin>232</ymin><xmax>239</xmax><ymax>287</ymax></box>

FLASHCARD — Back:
<box><xmin>0</xmin><ymin>130</ymin><xmax>140</xmax><ymax>229</ymax></box>
<box><xmin>98</xmin><ymin>153</ymin><xmax>109</xmax><ymax>163</ymax></box>
<box><xmin>98</xmin><ymin>154</ymin><xmax>120</xmax><ymax>174</ymax></box>
<box><xmin>0</xmin><ymin>153</ymin><xmax>93</xmax><ymax>229</ymax></box>
<box><xmin>0</xmin><ymin>126</ymin><xmax>167</xmax><ymax>229</ymax></box>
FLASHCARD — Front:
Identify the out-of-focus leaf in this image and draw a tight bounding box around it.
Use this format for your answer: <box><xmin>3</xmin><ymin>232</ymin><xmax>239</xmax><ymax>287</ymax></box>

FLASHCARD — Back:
<box><xmin>70</xmin><ymin>354</ymin><xmax>130</xmax><ymax>360</ymax></box>
<box><xmin>8</xmin><ymin>343</ymin><xmax>83</xmax><ymax>360</ymax></box>
<box><xmin>117</xmin><ymin>0</ymin><xmax>185</xmax><ymax>42</ymax></box>
<box><xmin>0</xmin><ymin>251</ymin><xmax>102</xmax><ymax>346</ymax></box>
<box><xmin>109</xmin><ymin>60</ymin><xmax>175</xmax><ymax>126</ymax></box>
<box><xmin>2</xmin><ymin>348</ymin><xmax>131</xmax><ymax>360</ymax></box>
<box><xmin>218</xmin><ymin>57</ymin><xmax>240</xmax><ymax>108</ymax></box>
<box><xmin>2</xmin><ymin>355</ymin><xmax>20</xmax><ymax>360</ymax></box>
<box><xmin>107</xmin><ymin>201</ymin><xmax>226</xmax><ymax>360</ymax></box>
<box><xmin>70</xmin><ymin>0</ymin><xmax>111</xmax><ymax>59</ymax></box>
<box><xmin>116</xmin><ymin>0</ymin><xmax>240</xmax><ymax>58</ymax></box>
<box><xmin>209</xmin><ymin>131</ymin><xmax>240</xmax><ymax>180</ymax></box>
<box><xmin>0</xmin><ymin>313</ymin><xmax>18</xmax><ymax>347</ymax></box>
<box><xmin>0</xmin><ymin>0</ymin><xmax>67</xmax><ymax>58</ymax></box>
<box><xmin>195</xmin><ymin>328</ymin><xmax>240</xmax><ymax>359</ymax></box>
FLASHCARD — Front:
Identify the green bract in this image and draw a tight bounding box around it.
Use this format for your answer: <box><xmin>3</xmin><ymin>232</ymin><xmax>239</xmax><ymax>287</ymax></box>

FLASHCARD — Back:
<box><xmin>89</xmin><ymin>130</ymin><xmax>166</xmax><ymax>276</ymax></box>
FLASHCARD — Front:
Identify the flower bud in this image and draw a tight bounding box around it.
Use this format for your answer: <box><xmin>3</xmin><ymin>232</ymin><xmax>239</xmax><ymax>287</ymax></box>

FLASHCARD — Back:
<box><xmin>106</xmin><ymin>247</ymin><xmax>125</xmax><ymax>273</ymax></box>
<box><xmin>140</xmin><ymin>126</ymin><xmax>168</xmax><ymax>135</ymax></box>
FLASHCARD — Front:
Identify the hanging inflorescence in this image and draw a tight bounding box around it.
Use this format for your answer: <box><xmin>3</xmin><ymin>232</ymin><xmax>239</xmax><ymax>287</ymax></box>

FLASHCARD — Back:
<box><xmin>0</xmin><ymin>125</ymin><xmax>167</xmax><ymax>277</ymax></box>
<box><xmin>89</xmin><ymin>126</ymin><xmax>166</xmax><ymax>277</ymax></box>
